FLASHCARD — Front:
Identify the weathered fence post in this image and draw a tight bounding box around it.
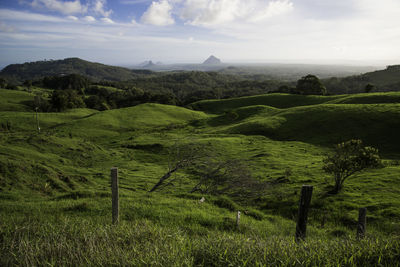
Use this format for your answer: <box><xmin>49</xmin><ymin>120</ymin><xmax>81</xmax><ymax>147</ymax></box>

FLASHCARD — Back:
<box><xmin>35</xmin><ymin>107</ymin><xmax>40</xmax><ymax>133</ymax></box>
<box><xmin>295</xmin><ymin>185</ymin><xmax>313</xmax><ymax>242</ymax></box>
<box><xmin>111</xmin><ymin>167</ymin><xmax>119</xmax><ymax>224</ymax></box>
<box><xmin>236</xmin><ymin>211</ymin><xmax>241</xmax><ymax>229</ymax></box>
<box><xmin>357</xmin><ymin>207</ymin><xmax>367</xmax><ymax>239</ymax></box>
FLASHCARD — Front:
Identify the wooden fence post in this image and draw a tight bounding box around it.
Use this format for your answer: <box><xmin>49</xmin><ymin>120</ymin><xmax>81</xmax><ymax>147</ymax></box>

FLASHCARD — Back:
<box><xmin>236</xmin><ymin>211</ymin><xmax>241</xmax><ymax>229</ymax></box>
<box><xmin>295</xmin><ymin>185</ymin><xmax>313</xmax><ymax>242</ymax></box>
<box><xmin>35</xmin><ymin>107</ymin><xmax>40</xmax><ymax>133</ymax></box>
<box><xmin>111</xmin><ymin>167</ymin><xmax>119</xmax><ymax>224</ymax></box>
<box><xmin>357</xmin><ymin>208</ymin><xmax>367</xmax><ymax>239</ymax></box>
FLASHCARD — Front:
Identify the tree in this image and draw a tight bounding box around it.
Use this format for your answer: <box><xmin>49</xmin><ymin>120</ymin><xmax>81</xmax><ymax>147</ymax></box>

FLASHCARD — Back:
<box><xmin>23</xmin><ymin>80</ymin><xmax>32</xmax><ymax>89</ymax></box>
<box><xmin>323</xmin><ymin>140</ymin><xmax>382</xmax><ymax>193</ymax></box>
<box><xmin>42</xmin><ymin>74</ymin><xmax>90</xmax><ymax>91</ymax></box>
<box><xmin>5</xmin><ymin>84</ymin><xmax>18</xmax><ymax>90</ymax></box>
<box><xmin>0</xmin><ymin>78</ymin><xmax>7</xmax><ymax>88</ymax></box>
<box><xmin>51</xmin><ymin>89</ymin><xmax>85</xmax><ymax>111</ymax></box>
<box><xmin>296</xmin><ymin>74</ymin><xmax>327</xmax><ymax>95</ymax></box>
<box><xmin>33</xmin><ymin>94</ymin><xmax>50</xmax><ymax>112</ymax></box>
<box><xmin>85</xmin><ymin>95</ymin><xmax>108</xmax><ymax>110</ymax></box>
<box><xmin>365</xmin><ymin>83</ymin><xmax>375</xmax><ymax>93</ymax></box>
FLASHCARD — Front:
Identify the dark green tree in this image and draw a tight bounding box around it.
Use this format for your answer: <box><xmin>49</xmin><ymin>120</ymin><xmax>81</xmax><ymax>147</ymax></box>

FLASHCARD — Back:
<box><xmin>23</xmin><ymin>80</ymin><xmax>33</xmax><ymax>89</ymax></box>
<box><xmin>85</xmin><ymin>95</ymin><xmax>108</xmax><ymax>111</ymax></box>
<box><xmin>42</xmin><ymin>74</ymin><xmax>89</xmax><ymax>91</ymax></box>
<box><xmin>51</xmin><ymin>90</ymin><xmax>85</xmax><ymax>111</ymax></box>
<box><xmin>5</xmin><ymin>84</ymin><xmax>18</xmax><ymax>90</ymax></box>
<box><xmin>0</xmin><ymin>78</ymin><xmax>7</xmax><ymax>88</ymax></box>
<box><xmin>365</xmin><ymin>83</ymin><xmax>375</xmax><ymax>93</ymax></box>
<box><xmin>323</xmin><ymin>140</ymin><xmax>381</xmax><ymax>193</ymax></box>
<box><xmin>296</xmin><ymin>74</ymin><xmax>327</xmax><ymax>95</ymax></box>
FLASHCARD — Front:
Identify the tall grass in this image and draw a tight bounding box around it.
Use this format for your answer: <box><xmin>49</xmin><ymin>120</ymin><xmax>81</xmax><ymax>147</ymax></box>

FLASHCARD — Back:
<box><xmin>1</xmin><ymin>217</ymin><xmax>399</xmax><ymax>266</ymax></box>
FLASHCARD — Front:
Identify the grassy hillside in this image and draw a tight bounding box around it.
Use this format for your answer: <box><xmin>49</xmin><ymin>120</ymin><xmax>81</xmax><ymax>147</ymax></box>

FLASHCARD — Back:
<box><xmin>1</xmin><ymin>89</ymin><xmax>399</xmax><ymax>265</ymax></box>
<box><xmin>326</xmin><ymin>92</ymin><xmax>400</xmax><ymax>104</ymax></box>
<box><xmin>207</xmin><ymin>103</ymin><xmax>400</xmax><ymax>155</ymax></box>
<box><xmin>190</xmin><ymin>93</ymin><xmax>338</xmax><ymax>113</ymax></box>
<box><xmin>190</xmin><ymin>92</ymin><xmax>400</xmax><ymax>113</ymax></box>
<box><xmin>0</xmin><ymin>88</ymin><xmax>35</xmax><ymax>111</ymax></box>
<box><xmin>53</xmin><ymin>103</ymin><xmax>208</xmax><ymax>139</ymax></box>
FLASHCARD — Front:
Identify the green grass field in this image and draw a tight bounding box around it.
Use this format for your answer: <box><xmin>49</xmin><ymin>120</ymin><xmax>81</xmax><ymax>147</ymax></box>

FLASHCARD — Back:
<box><xmin>1</xmin><ymin>89</ymin><xmax>400</xmax><ymax>265</ymax></box>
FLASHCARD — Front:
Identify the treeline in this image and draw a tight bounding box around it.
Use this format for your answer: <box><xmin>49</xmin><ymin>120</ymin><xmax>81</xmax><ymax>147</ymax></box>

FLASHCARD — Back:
<box><xmin>25</xmin><ymin>72</ymin><xmax>286</xmax><ymax>112</ymax></box>
<box><xmin>109</xmin><ymin>71</ymin><xmax>284</xmax><ymax>104</ymax></box>
<box><xmin>32</xmin><ymin>84</ymin><xmax>178</xmax><ymax>112</ymax></box>
<box><xmin>6</xmin><ymin>68</ymin><xmax>397</xmax><ymax>112</ymax></box>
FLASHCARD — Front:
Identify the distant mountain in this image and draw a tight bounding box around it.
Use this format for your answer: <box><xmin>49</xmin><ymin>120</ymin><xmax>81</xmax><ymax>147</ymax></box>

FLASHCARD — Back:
<box><xmin>0</xmin><ymin>58</ymin><xmax>155</xmax><ymax>84</ymax></box>
<box><xmin>203</xmin><ymin>55</ymin><xmax>221</xmax><ymax>65</ymax></box>
<box><xmin>143</xmin><ymin>60</ymin><xmax>156</xmax><ymax>68</ymax></box>
<box><xmin>136</xmin><ymin>60</ymin><xmax>163</xmax><ymax>69</ymax></box>
<box><xmin>138</xmin><ymin>60</ymin><xmax>152</xmax><ymax>66</ymax></box>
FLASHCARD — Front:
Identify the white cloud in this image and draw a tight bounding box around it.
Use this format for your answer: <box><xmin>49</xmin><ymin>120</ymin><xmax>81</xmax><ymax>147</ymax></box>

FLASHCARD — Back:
<box><xmin>0</xmin><ymin>9</ymin><xmax>66</xmax><ymax>22</ymax></box>
<box><xmin>101</xmin><ymin>17</ymin><xmax>114</xmax><ymax>24</ymax></box>
<box><xmin>141</xmin><ymin>0</ymin><xmax>175</xmax><ymax>26</ymax></box>
<box><xmin>131</xmin><ymin>18</ymin><xmax>139</xmax><ymax>25</ymax></box>
<box><xmin>83</xmin><ymin>15</ymin><xmax>96</xmax><ymax>22</ymax></box>
<box><xmin>2</xmin><ymin>0</ymin><xmax>400</xmax><ymax>66</ymax></box>
<box><xmin>92</xmin><ymin>0</ymin><xmax>113</xmax><ymax>17</ymax></box>
<box><xmin>31</xmin><ymin>0</ymin><xmax>88</xmax><ymax>15</ymax></box>
<box><xmin>66</xmin><ymin>15</ymin><xmax>79</xmax><ymax>21</ymax></box>
<box><xmin>179</xmin><ymin>0</ymin><xmax>293</xmax><ymax>26</ymax></box>
<box><xmin>250</xmin><ymin>0</ymin><xmax>293</xmax><ymax>22</ymax></box>
<box><xmin>120</xmin><ymin>0</ymin><xmax>152</xmax><ymax>4</ymax></box>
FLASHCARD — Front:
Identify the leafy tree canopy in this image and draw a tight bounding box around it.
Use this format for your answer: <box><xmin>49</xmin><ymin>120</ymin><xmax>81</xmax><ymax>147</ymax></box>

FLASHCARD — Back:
<box><xmin>51</xmin><ymin>89</ymin><xmax>85</xmax><ymax>111</ymax></box>
<box><xmin>296</xmin><ymin>74</ymin><xmax>327</xmax><ymax>95</ymax></box>
<box><xmin>323</xmin><ymin>139</ymin><xmax>382</xmax><ymax>193</ymax></box>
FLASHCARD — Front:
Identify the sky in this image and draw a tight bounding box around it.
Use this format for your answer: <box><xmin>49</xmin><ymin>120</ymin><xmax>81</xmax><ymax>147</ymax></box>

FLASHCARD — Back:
<box><xmin>0</xmin><ymin>0</ymin><xmax>400</xmax><ymax>67</ymax></box>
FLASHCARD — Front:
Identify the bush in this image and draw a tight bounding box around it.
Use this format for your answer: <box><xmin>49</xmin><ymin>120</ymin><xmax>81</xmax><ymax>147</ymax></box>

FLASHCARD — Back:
<box><xmin>323</xmin><ymin>139</ymin><xmax>382</xmax><ymax>193</ymax></box>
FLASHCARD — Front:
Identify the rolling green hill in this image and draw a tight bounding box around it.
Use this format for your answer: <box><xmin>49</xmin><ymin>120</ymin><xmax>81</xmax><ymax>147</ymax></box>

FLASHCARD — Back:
<box><xmin>211</xmin><ymin>103</ymin><xmax>400</xmax><ymax>155</ymax></box>
<box><xmin>54</xmin><ymin>103</ymin><xmax>208</xmax><ymax>138</ymax></box>
<box><xmin>190</xmin><ymin>92</ymin><xmax>400</xmax><ymax>113</ymax></box>
<box><xmin>190</xmin><ymin>93</ymin><xmax>341</xmax><ymax>113</ymax></box>
<box><xmin>0</xmin><ymin>88</ymin><xmax>35</xmax><ymax>111</ymax></box>
<box><xmin>1</xmin><ymin>89</ymin><xmax>399</xmax><ymax>265</ymax></box>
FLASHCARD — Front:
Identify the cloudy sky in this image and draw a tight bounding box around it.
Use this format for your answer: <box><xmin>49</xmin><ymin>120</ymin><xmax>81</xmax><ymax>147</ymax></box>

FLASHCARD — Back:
<box><xmin>0</xmin><ymin>0</ymin><xmax>399</xmax><ymax>67</ymax></box>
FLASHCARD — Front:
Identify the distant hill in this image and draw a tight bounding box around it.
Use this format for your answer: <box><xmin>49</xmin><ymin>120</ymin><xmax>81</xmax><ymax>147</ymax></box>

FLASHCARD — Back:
<box><xmin>203</xmin><ymin>55</ymin><xmax>221</xmax><ymax>65</ymax></box>
<box><xmin>363</xmin><ymin>65</ymin><xmax>400</xmax><ymax>86</ymax></box>
<box><xmin>324</xmin><ymin>64</ymin><xmax>400</xmax><ymax>94</ymax></box>
<box><xmin>0</xmin><ymin>58</ymin><xmax>155</xmax><ymax>84</ymax></box>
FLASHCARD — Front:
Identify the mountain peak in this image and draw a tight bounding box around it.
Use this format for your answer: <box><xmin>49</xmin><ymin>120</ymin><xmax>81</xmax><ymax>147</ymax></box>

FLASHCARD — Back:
<box><xmin>203</xmin><ymin>55</ymin><xmax>221</xmax><ymax>65</ymax></box>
